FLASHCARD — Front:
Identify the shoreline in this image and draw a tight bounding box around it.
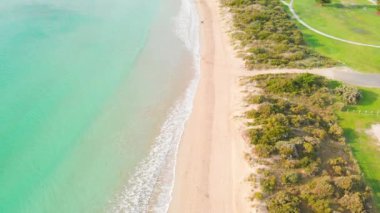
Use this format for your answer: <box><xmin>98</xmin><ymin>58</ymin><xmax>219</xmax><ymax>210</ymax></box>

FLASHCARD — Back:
<box><xmin>166</xmin><ymin>0</ymin><xmax>380</xmax><ymax>211</ymax></box>
<box><xmin>169</xmin><ymin>0</ymin><xmax>254</xmax><ymax>212</ymax></box>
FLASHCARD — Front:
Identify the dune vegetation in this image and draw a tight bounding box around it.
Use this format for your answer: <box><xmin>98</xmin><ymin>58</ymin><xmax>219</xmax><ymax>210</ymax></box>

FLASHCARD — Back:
<box><xmin>223</xmin><ymin>0</ymin><xmax>380</xmax><ymax>211</ymax></box>
<box><xmin>222</xmin><ymin>0</ymin><xmax>337</xmax><ymax>69</ymax></box>
<box><xmin>243</xmin><ymin>74</ymin><xmax>375</xmax><ymax>212</ymax></box>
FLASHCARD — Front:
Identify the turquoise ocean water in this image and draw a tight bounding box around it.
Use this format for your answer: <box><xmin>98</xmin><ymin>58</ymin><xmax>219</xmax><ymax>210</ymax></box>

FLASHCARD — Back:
<box><xmin>0</xmin><ymin>0</ymin><xmax>199</xmax><ymax>212</ymax></box>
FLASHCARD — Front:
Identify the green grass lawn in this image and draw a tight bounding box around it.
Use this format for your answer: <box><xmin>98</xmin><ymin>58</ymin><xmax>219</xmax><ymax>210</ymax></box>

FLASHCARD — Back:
<box><xmin>338</xmin><ymin>88</ymin><xmax>380</xmax><ymax>208</ymax></box>
<box><xmin>290</xmin><ymin>0</ymin><xmax>380</xmax><ymax>73</ymax></box>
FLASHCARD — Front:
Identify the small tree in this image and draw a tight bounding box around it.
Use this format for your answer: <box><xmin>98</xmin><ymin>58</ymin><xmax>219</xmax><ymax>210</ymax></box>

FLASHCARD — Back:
<box><xmin>261</xmin><ymin>175</ymin><xmax>277</xmax><ymax>192</ymax></box>
<box><xmin>267</xmin><ymin>192</ymin><xmax>301</xmax><ymax>213</ymax></box>
<box><xmin>335</xmin><ymin>85</ymin><xmax>362</xmax><ymax>104</ymax></box>
<box><xmin>377</xmin><ymin>0</ymin><xmax>380</xmax><ymax>15</ymax></box>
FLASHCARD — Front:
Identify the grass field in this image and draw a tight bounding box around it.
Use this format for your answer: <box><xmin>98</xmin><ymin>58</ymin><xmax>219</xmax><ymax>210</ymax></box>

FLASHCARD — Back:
<box><xmin>339</xmin><ymin>88</ymin><xmax>380</xmax><ymax>209</ymax></box>
<box><xmin>290</xmin><ymin>0</ymin><xmax>380</xmax><ymax>73</ymax></box>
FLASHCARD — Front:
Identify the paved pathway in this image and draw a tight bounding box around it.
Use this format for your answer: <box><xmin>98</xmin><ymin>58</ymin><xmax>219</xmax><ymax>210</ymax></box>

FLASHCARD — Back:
<box><xmin>238</xmin><ymin>67</ymin><xmax>380</xmax><ymax>88</ymax></box>
<box><xmin>368</xmin><ymin>0</ymin><xmax>376</xmax><ymax>5</ymax></box>
<box><xmin>281</xmin><ymin>0</ymin><xmax>380</xmax><ymax>48</ymax></box>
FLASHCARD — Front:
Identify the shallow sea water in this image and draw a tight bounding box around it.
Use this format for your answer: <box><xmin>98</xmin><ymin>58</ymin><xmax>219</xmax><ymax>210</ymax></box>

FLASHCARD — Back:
<box><xmin>0</xmin><ymin>0</ymin><xmax>199</xmax><ymax>212</ymax></box>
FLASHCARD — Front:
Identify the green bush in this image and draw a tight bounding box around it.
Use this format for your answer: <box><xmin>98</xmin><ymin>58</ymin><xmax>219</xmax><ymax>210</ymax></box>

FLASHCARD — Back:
<box><xmin>255</xmin><ymin>144</ymin><xmax>275</xmax><ymax>158</ymax></box>
<box><xmin>248</xmin><ymin>120</ymin><xmax>291</xmax><ymax>145</ymax></box>
<box><xmin>332</xmin><ymin>165</ymin><xmax>345</xmax><ymax>176</ymax></box>
<box><xmin>338</xmin><ymin>193</ymin><xmax>365</xmax><ymax>213</ymax></box>
<box><xmin>335</xmin><ymin>85</ymin><xmax>362</xmax><ymax>105</ymax></box>
<box><xmin>335</xmin><ymin>176</ymin><xmax>358</xmax><ymax>192</ymax></box>
<box><xmin>261</xmin><ymin>175</ymin><xmax>277</xmax><ymax>192</ymax></box>
<box><xmin>246</xmin><ymin>95</ymin><xmax>265</xmax><ymax>104</ymax></box>
<box><xmin>306</xmin><ymin>177</ymin><xmax>335</xmax><ymax>198</ymax></box>
<box><xmin>302</xmin><ymin>195</ymin><xmax>332</xmax><ymax>213</ymax></box>
<box><xmin>328</xmin><ymin>157</ymin><xmax>346</xmax><ymax>167</ymax></box>
<box><xmin>328</xmin><ymin>124</ymin><xmax>344</xmax><ymax>138</ymax></box>
<box><xmin>281</xmin><ymin>172</ymin><xmax>300</xmax><ymax>185</ymax></box>
<box><xmin>305</xmin><ymin>160</ymin><xmax>321</xmax><ymax>176</ymax></box>
<box><xmin>253</xmin><ymin>192</ymin><xmax>264</xmax><ymax>200</ymax></box>
<box><xmin>266</xmin><ymin>74</ymin><xmax>327</xmax><ymax>94</ymax></box>
<box><xmin>303</xmin><ymin>142</ymin><xmax>315</xmax><ymax>154</ymax></box>
<box><xmin>248</xmin><ymin>128</ymin><xmax>263</xmax><ymax>144</ymax></box>
<box><xmin>276</xmin><ymin>141</ymin><xmax>298</xmax><ymax>159</ymax></box>
<box><xmin>267</xmin><ymin>191</ymin><xmax>301</xmax><ymax>213</ymax></box>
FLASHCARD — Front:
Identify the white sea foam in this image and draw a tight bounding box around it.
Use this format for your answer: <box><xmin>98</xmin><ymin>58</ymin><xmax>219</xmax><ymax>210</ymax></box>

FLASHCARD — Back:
<box><xmin>111</xmin><ymin>0</ymin><xmax>200</xmax><ymax>211</ymax></box>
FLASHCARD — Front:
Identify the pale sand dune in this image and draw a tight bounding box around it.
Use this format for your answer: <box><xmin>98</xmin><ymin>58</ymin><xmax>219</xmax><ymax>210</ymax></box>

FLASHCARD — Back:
<box><xmin>168</xmin><ymin>0</ymin><xmax>257</xmax><ymax>212</ymax></box>
<box><xmin>371</xmin><ymin>124</ymin><xmax>380</xmax><ymax>144</ymax></box>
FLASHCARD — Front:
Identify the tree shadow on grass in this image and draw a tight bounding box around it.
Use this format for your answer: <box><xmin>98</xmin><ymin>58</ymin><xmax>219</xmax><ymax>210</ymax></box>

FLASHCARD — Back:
<box><xmin>358</xmin><ymin>89</ymin><xmax>379</xmax><ymax>107</ymax></box>
<box><xmin>367</xmin><ymin>178</ymin><xmax>380</xmax><ymax>195</ymax></box>
<box><xmin>343</xmin><ymin>128</ymin><xmax>380</xmax><ymax>209</ymax></box>
<box><xmin>365</xmin><ymin>178</ymin><xmax>380</xmax><ymax>210</ymax></box>
<box><xmin>303</xmin><ymin>33</ymin><xmax>324</xmax><ymax>48</ymax></box>
<box><xmin>346</xmin><ymin>89</ymin><xmax>379</xmax><ymax>111</ymax></box>
<box><xmin>343</xmin><ymin>128</ymin><xmax>359</xmax><ymax>145</ymax></box>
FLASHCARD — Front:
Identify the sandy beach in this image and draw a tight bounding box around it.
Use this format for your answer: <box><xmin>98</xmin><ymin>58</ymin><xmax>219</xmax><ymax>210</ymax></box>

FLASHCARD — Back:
<box><xmin>167</xmin><ymin>0</ymin><xmax>380</xmax><ymax>211</ymax></box>
<box><xmin>168</xmin><ymin>0</ymin><xmax>254</xmax><ymax>212</ymax></box>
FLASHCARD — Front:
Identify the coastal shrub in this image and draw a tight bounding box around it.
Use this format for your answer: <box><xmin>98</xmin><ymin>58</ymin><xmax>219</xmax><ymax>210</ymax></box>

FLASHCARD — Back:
<box><xmin>335</xmin><ymin>85</ymin><xmax>362</xmax><ymax>104</ymax></box>
<box><xmin>244</xmin><ymin>74</ymin><xmax>373</xmax><ymax>212</ymax></box>
<box><xmin>246</xmin><ymin>109</ymin><xmax>257</xmax><ymax>120</ymax></box>
<box><xmin>309</xmin><ymin>199</ymin><xmax>332</xmax><ymax>213</ymax></box>
<box><xmin>290</xmin><ymin>104</ymin><xmax>307</xmax><ymax>115</ymax></box>
<box><xmin>265</xmin><ymin>74</ymin><xmax>327</xmax><ymax>94</ymax></box>
<box><xmin>332</xmin><ymin>165</ymin><xmax>345</xmax><ymax>176</ymax></box>
<box><xmin>223</xmin><ymin>0</ymin><xmax>336</xmax><ymax>69</ymax></box>
<box><xmin>303</xmin><ymin>142</ymin><xmax>315</xmax><ymax>154</ymax></box>
<box><xmin>253</xmin><ymin>192</ymin><xmax>264</xmax><ymax>200</ymax></box>
<box><xmin>328</xmin><ymin>157</ymin><xmax>346</xmax><ymax>167</ymax></box>
<box><xmin>248</xmin><ymin>121</ymin><xmax>291</xmax><ymax>146</ymax></box>
<box><xmin>246</xmin><ymin>95</ymin><xmax>265</xmax><ymax>104</ymax></box>
<box><xmin>306</xmin><ymin>177</ymin><xmax>335</xmax><ymax>198</ymax></box>
<box><xmin>310</xmin><ymin>128</ymin><xmax>327</xmax><ymax>140</ymax></box>
<box><xmin>281</xmin><ymin>172</ymin><xmax>300</xmax><ymax>185</ymax></box>
<box><xmin>328</xmin><ymin>157</ymin><xmax>348</xmax><ymax>176</ymax></box>
<box><xmin>248</xmin><ymin>128</ymin><xmax>263</xmax><ymax>144</ymax></box>
<box><xmin>310</xmin><ymin>91</ymin><xmax>334</xmax><ymax>107</ymax></box>
<box><xmin>249</xmin><ymin>103</ymin><xmax>273</xmax><ymax>121</ymax></box>
<box><xmin>255</xmin><ymin>144</ymin><xmax>275</xmax><ymax>158</ymax></box>
<box><xmin>328</xmin><ymin>124</ymin><xmax>344</xmax><ymax>138</ymax></box>
<box><xmin>302</xmin><ymin>195</ymin><xmax>332</xmax><ymax>213</ymax></box>
<box><xmin>258</xmin><ymin>124</ymin><xmax>291</xmax><ymax>145</ymax></box>
<box><xmin>338</xmin><ymin>193</ymin><xmax>365</xmax><ymax>213</ymax></box>
<box><xmin>292</xmin><ymin>74</ymin><xmax>326</xmax><ymax>93</ymax></box>
<box><xmin>267</xmin><ymin>191</ymin><xmax>301</xmax><ymax>213</ymax></box>
<box><xmin>261</xmin><ymin>175</ymin><xmax>277</xmax><ymax>192</ymax></box>
<box><xmin>335</xmin><ymin>176</ymin><xmax>358</xmax><ymax>192</ymax></box>
<box><xmin>289</xmin><ymin>115</ymin><xmax>304</xmax><ymax>127</ymax></box>
<box><xmin>299</xmin><ymin>156</ymin><xmax>313</xmax><ymax>168</ymax></box>
<box><xmin>305</xmin><ymin>160</ymin><xmax>321</xmax><ymax>176</ymax></box>
<box><xmin>283</xmin><ymin>159</ymin><xmax>300</xmax><ymax>169</ymax></box>
<box><xmin>276</xmin><ymin>141</ymin><xmax>298</xmax><ymax>159</ymax></box>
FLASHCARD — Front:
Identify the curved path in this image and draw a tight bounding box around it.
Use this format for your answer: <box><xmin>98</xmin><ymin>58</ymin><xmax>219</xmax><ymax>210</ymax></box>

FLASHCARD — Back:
<box><xmin>281</xmin><ymin>0</ymin><xmax>380</xmax><ymax>48</ymax></box>
<box><xmin>238</xmin><ymin>67</ymin><xmax>380</xmax><ymax>88</ymax></box>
